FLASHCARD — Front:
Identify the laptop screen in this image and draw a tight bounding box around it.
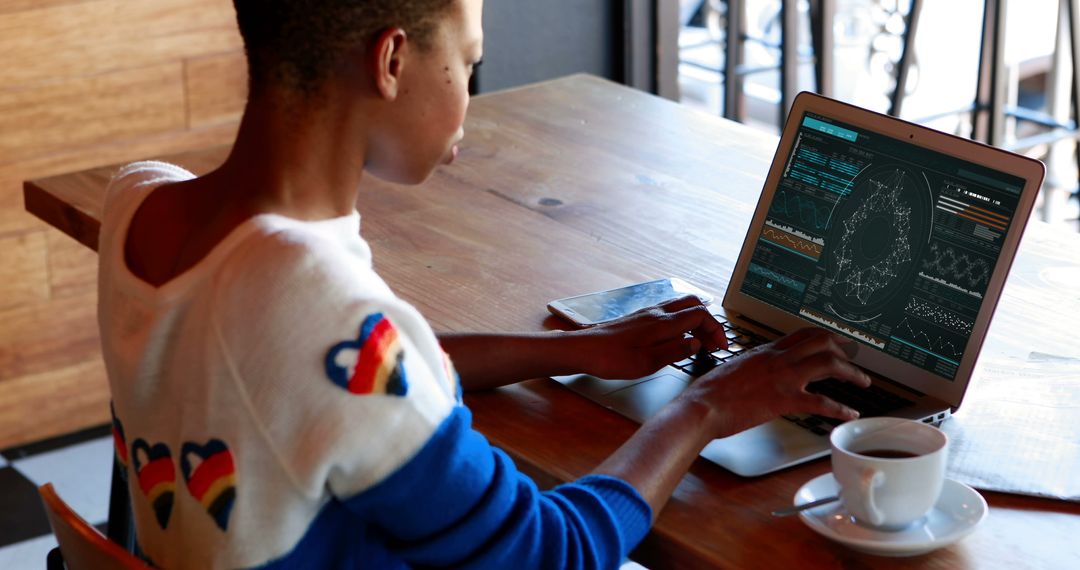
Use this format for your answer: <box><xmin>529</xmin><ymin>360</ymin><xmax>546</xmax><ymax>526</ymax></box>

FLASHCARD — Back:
<box><xmin>738</xmin><ymin>112</ymin><xmax>1026</xmax><ymax>381</ymax></box>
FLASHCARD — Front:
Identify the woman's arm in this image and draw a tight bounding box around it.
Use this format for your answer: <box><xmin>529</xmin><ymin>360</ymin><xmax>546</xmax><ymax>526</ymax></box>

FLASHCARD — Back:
<box><xmin>593</xmin><ymin>327</ymin><xmax>871</xmax><ymax>520</ymax></box>
<box><xmin>439</xmin><ymin>296</ymin><xmax>727</xmax><ymax>391</ymax></box>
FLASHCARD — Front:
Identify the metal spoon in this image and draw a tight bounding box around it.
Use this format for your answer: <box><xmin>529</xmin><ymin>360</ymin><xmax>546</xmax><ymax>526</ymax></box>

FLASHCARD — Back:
<box><xmin>770</xmin><ymin>495</ymin><xmax>840</xmax><ymax>517</ymax></box>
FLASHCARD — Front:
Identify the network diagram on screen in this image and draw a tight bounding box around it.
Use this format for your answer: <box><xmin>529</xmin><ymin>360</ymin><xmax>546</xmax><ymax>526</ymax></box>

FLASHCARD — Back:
<box><xmin>740</xmin><ymin>113</ymin><xmax>1024</xmax><ymax>380</ymax></box>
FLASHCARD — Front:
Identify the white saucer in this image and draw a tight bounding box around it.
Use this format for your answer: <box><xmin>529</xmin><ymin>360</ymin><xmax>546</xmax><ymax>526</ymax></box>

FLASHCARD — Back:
<box><xmin>794</xmin><ymin>473</ymin><xmax>988</xmax><ymax>557</ymax></box>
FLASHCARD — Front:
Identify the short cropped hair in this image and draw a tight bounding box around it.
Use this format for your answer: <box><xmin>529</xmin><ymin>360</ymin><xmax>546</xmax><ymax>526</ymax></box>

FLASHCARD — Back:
<box><xmin>233</xmin><ymin>0</ymin><xmax>456</xmax><ymax>96</ymax></box>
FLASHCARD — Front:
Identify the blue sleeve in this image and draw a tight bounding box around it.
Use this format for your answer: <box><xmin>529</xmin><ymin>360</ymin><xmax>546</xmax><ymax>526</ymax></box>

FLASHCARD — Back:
<box><xmin>339</xmin><ymin>406</ymin><xmax>652</xmax><ymax>569</ymax></box>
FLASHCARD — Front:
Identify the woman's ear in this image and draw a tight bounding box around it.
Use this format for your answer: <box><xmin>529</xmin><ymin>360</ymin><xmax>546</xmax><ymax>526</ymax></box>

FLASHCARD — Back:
<box><xmin>372</xmin><ymin>27</ymin><xmax>408</xmax><ymax>100</ymax></box>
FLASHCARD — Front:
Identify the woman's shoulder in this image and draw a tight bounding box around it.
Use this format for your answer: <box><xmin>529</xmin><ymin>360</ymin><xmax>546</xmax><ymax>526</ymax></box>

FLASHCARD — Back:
<box><xmin>212</xmin><ymin>212</ymin><xmax>384</xmax><ymax>309</ymax></box>
<box><xmin>226</xmin><ymin>213</ymin><xmax>366</xmax><ymax>278</ymax></box>
<box><xmin>102</xmin><ymin>161</ymin><xmax>195</xmax><ymax>226</ymax></box>
<box><xmin>107</xmin><ymin>160</ymin><xmax>194</xmax><ymax>195</ymax></box>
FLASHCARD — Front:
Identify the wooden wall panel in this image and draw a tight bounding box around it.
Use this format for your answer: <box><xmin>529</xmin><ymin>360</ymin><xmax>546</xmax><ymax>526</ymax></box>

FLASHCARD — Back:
<box><xmin>0</xmin><ymin>292</ymin><xmax>100</xmax><ymax>383</ymax></box>
<box><xmin>0</xmin><ymin>231</ymin><xmax>49</xmax><ymax>312</ymax></box>
<box><xmin>0</xmin><ymin>0</ymin><xmax>245</xmax><ymax>448</ymax></box>
<box><xmin>0</xmin><ymin>359</ymin><xmax>109</xmax><ymax>451</ymax></box>
<box><xmin>0</xmin><ymin>175</ymin><xmax>44</xmax><ymax>237</ymax></box>
<box><xmin>46</xmin><ymin>227</ymin><xmax>98</xmax><ymax>300</ymax></box>
<box><xmin>0</xmin><ymin>63</ymin><xmax>187</xmax><ymax>166</ymax></box>
<box><xmin>0</xmin><ymin>0</ymin><xmax>241</xmax><ymax>88</ymax></box>
<box><xmin>0</xmin><ymin>1</ymin><xmax>98</xmax><ymax>16</ymax></box>
<box><xmin>7</xmin><ymin>123</ymin><xmax>239</xmax><ymax>189</ymax></box>
<box><xmin>186</xmin><ymin>50</ymin><xmax>249</xmax><ymax>128</ymax></box>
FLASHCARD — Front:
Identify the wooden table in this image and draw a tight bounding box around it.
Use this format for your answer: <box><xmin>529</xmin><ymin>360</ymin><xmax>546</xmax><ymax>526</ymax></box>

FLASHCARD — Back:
<box><xmin>25</xmin><ymin>74</ymin><xmax>1080</xmax><ymax>569</ymax></box>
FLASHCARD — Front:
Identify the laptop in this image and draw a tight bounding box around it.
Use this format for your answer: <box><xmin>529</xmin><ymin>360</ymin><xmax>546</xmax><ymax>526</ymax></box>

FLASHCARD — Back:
<box><xmin>555</xmin><ymin>91</ymin><xmax>1045</xmax><ymax>477</ymax></box>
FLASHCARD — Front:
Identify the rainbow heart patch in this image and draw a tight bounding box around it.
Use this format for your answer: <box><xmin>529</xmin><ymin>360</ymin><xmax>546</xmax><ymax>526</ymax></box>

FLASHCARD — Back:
<box><xmin>325</xmin><ymin>313</ymin><xmax>409</xmax><ymax>396</ymax></box>
<box><xmin>110</xmin><ymin>402</ymin><xmax>128</xmax><ymax>467</ymax></box>
<box><xmin>181</xmin><ymin>439</ymin><xmax>236</xmax><ymax>531</ymax></box>
<box><xmin>132</xmin><ymin>439</ymin><xmax>175</xmax><ymax>529</ymax></box>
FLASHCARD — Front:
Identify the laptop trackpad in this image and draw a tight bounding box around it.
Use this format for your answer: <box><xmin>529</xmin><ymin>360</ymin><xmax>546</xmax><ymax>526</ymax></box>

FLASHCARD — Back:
<box><xmin>702</xmin><ymin>420</ymin><xmax>831</xmax><ymax>477</ymax></box>
<box><xmin>601</xmin><ymin>374</ymin><xmax>690</xmax><ymax>424</ymax></box>
<box><xmin>563</xmin><ymin>372</ymin><xmax>832</xmax><ymax>477</ymax></box>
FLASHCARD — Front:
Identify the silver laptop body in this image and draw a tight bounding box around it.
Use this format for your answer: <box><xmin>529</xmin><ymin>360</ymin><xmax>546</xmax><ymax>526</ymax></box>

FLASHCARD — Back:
<box><xmin>556</xmin><ymin>92</ymin><xmax>1045</xmax><ymax>477</ymax></box>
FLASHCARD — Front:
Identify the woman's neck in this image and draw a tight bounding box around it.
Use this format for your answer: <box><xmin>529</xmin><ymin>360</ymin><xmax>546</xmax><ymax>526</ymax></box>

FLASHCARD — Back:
<box><xmin>122</xmin><ymin>87</ymin><xmax>373</xmax><ymax>286</ymax></box>
<box><xmin>212</xmin><ymin>88</ymin><xmax>370</xmax><ymax>220</ymax></box>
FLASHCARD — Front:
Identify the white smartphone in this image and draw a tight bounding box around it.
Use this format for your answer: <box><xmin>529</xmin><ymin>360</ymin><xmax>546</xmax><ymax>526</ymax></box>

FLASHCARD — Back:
<box><xmin>547</xmin><ymin>278</ymin><xmax>713</xmax><ymax>327</ymax></box>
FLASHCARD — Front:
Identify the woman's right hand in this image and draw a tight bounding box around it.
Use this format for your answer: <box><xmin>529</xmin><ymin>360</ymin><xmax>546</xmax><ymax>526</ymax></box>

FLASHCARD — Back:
<box><xmin>678</xmin><ymin>327</ymin><xmax>872</xmax><ymax>441</ymax></box>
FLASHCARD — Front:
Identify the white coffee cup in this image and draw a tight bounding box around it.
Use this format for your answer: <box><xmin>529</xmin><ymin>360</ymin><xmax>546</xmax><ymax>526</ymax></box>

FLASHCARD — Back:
<box><xmin>830</xmin><ymin>417</ymin><xmax>948</xmax><ymax>530</ymax></box>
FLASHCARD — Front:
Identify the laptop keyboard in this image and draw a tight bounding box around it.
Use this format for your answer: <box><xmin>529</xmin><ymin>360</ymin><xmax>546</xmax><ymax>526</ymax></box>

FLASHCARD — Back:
<box><xmin>668</xmin><ymin>319</ymin><xmax>769</xmax><ymax>376</ymax></box>
<box><xmin>669</xmin><ymin>315</ymin><xmax>915</xmax><ymax>436</ymax></box>
<box><xmin>789</xmin><ymin>380</ymin><xmax>915</xmax><ymax>435</ymax></box>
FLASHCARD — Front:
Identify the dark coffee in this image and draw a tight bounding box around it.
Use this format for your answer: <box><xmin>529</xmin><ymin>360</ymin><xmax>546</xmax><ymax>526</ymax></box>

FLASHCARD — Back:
<box><xmin>858</xmin><ymin>448</ymin><xmax>920</xmax><ymax>459</ymax></box>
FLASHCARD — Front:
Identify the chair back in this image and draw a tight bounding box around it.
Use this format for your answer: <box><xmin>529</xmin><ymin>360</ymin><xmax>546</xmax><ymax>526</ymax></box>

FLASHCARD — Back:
<box><xmin>38</xmin><ymin>483</ymin><xmax>149</xmax><ymax>570</ymax></box>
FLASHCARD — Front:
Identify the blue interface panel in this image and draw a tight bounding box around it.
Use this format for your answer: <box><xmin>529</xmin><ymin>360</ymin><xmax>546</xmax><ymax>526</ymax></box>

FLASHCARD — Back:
<box><xmin>740</xmin><ymin>113</ymin><xmax>1024</xmax><ymax>380</ymax></box>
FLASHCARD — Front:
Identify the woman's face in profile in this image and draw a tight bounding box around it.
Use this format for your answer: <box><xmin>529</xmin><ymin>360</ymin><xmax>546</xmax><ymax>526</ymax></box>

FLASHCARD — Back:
<box><xmin>366</xmin><ymin>0</ymin><xmax>484</xmax><ymax>185</ymax></box>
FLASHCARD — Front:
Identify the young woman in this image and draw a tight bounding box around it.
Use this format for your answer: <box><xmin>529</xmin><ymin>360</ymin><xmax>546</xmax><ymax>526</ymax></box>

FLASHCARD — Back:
<box><xmin>100</xmin><ymin>1</ymin><xmax>868</xmax><ymax>567</ymax></box>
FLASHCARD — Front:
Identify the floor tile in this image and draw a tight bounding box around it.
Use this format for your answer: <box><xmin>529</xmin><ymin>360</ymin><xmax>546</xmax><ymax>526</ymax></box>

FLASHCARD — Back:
<box><xmin>0</xmin><ymin>467</ymin><xmax>51</xmax><ymax>548</ymax></box>
<box><xmin>0</xmin><ymin>534</ymin><xmax>58</xmax><ymax>570</ymax></box>
<box><xmin>11</xmin><ymin>437</ymin><xmax>112</xmax><ymax>526</ymax></box>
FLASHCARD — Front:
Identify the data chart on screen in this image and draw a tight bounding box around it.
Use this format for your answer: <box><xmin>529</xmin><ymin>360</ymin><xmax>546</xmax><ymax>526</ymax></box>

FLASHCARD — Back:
<box><xmin>740</xmin><ymin>113</ymin><xmax>1024</xmax><ymax>380</ymax></box>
